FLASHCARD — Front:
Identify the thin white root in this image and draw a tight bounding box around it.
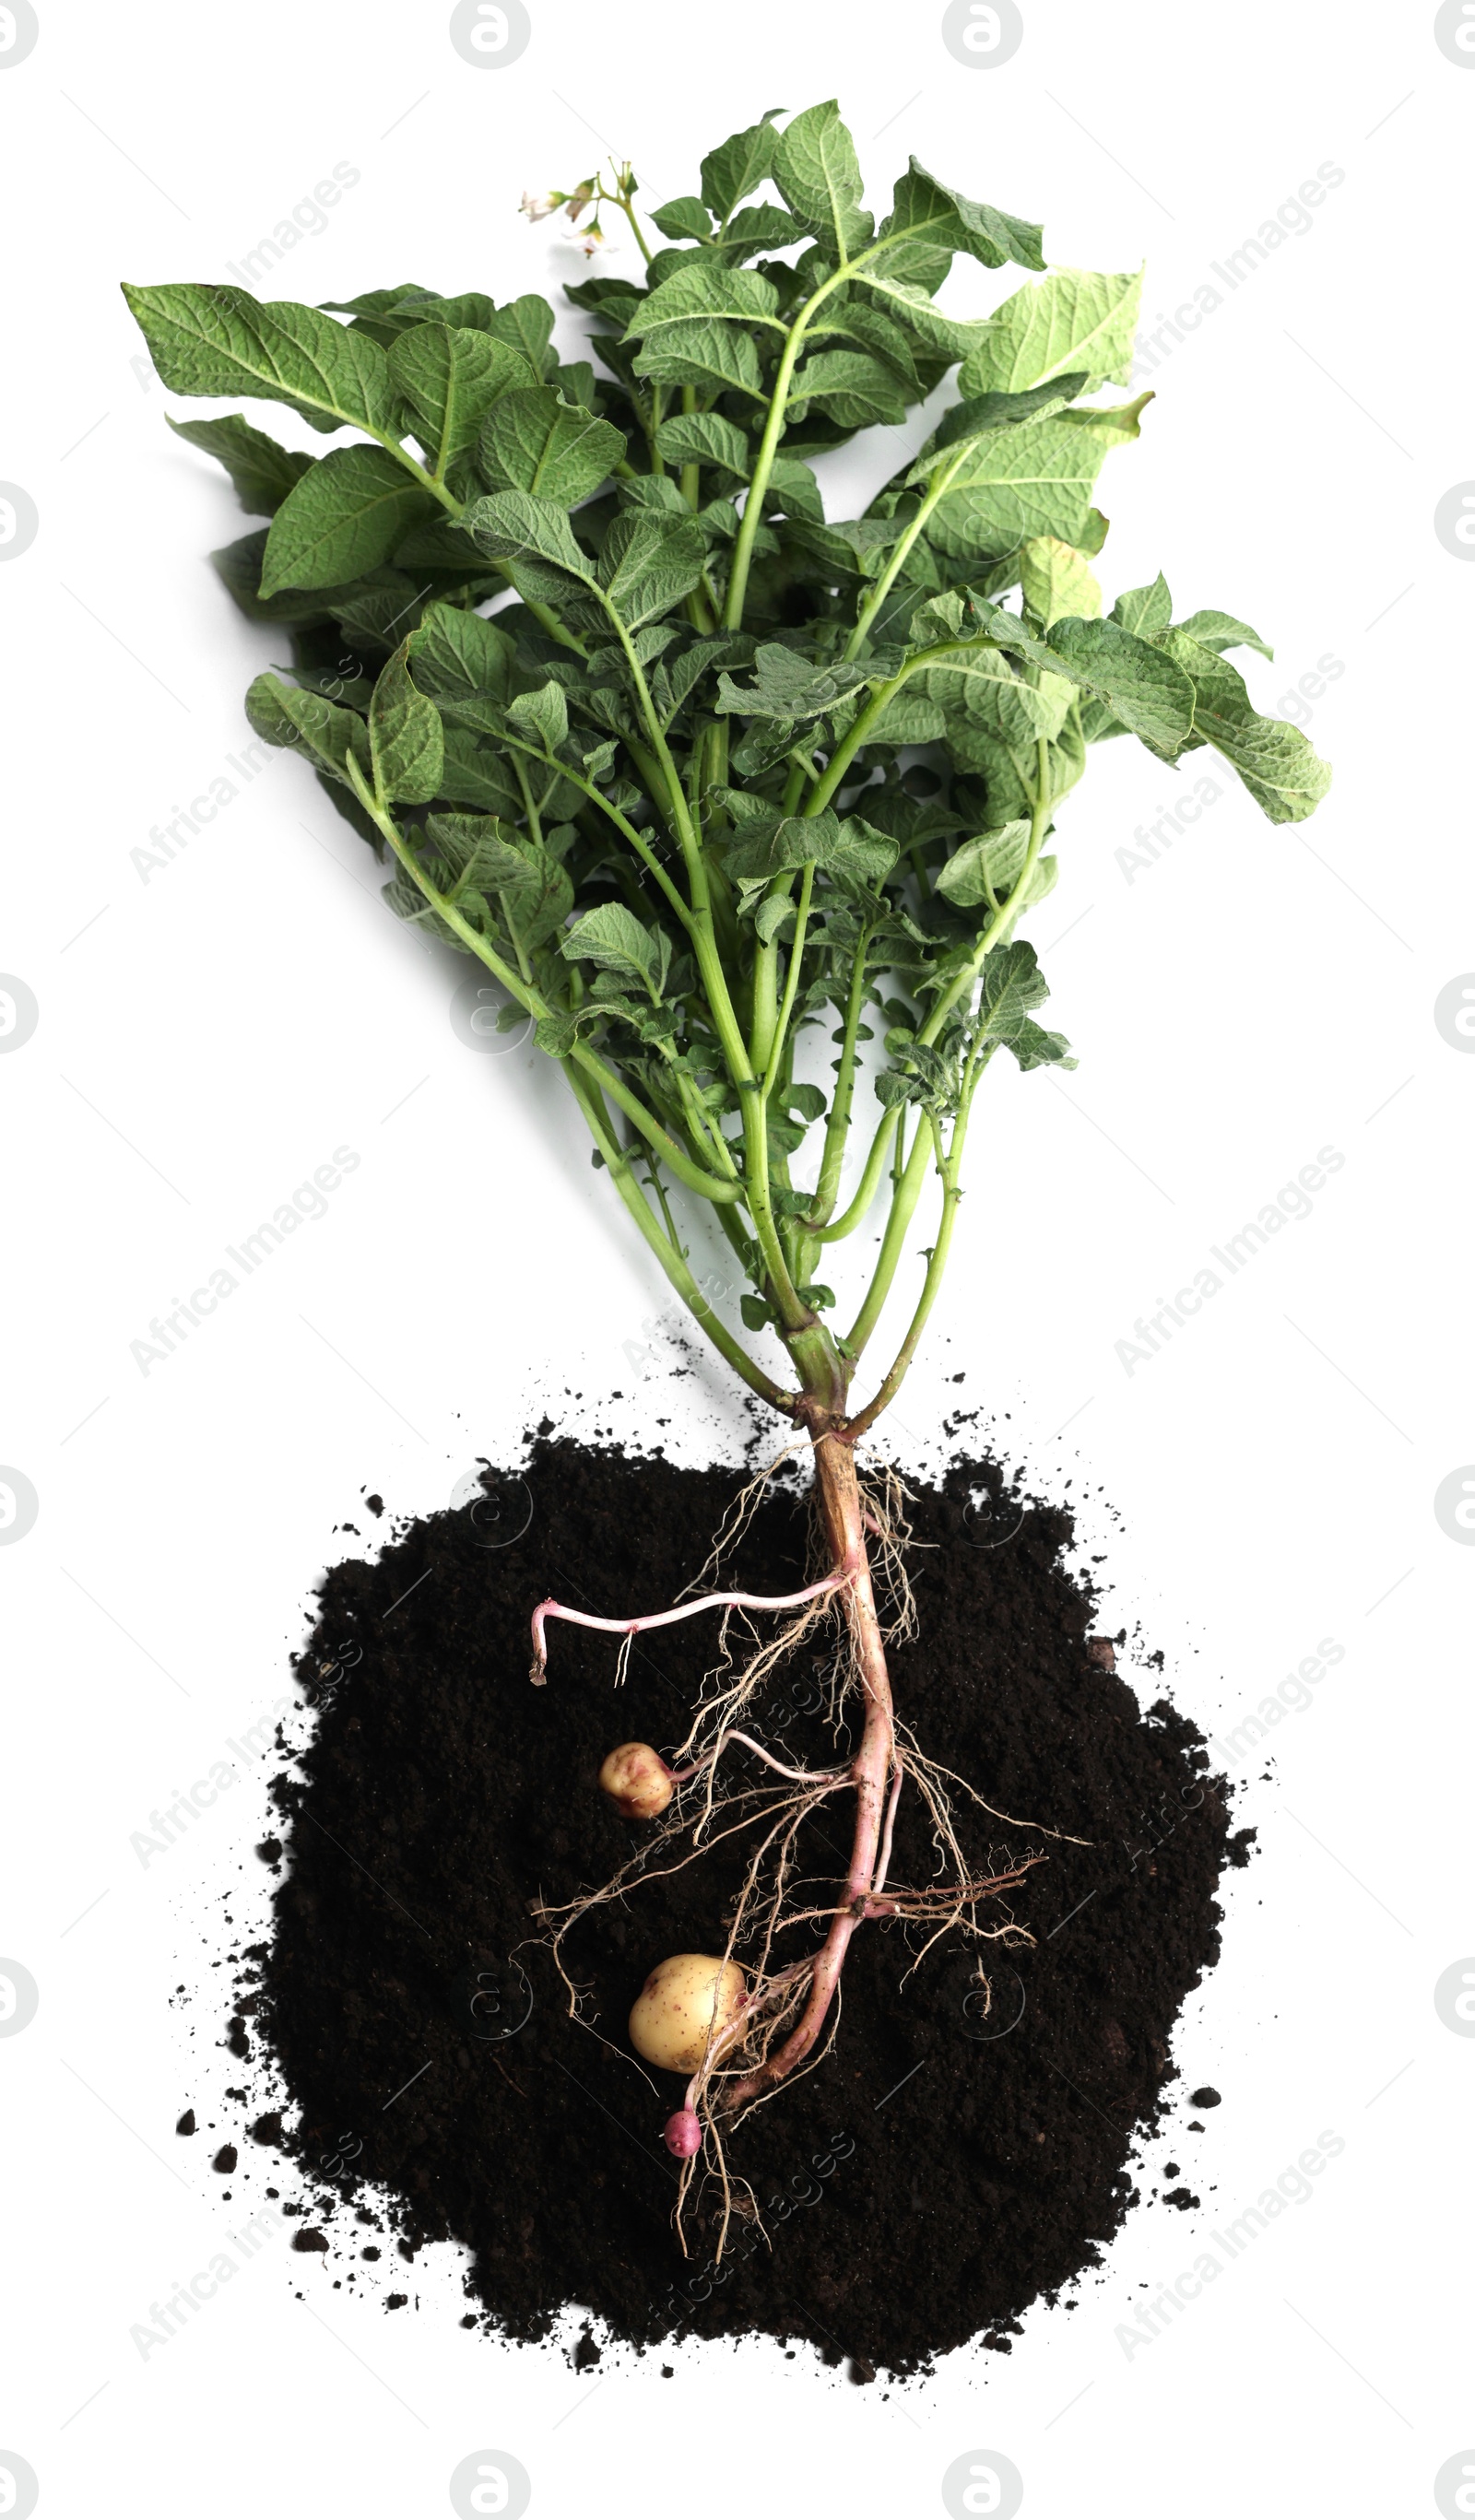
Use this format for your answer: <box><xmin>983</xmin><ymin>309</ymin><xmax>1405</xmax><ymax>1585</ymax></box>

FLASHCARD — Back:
<box><xmin>529</xmin><ymin>1566</ymin><xmax>849</xmax><ymax>1685</ymax></box>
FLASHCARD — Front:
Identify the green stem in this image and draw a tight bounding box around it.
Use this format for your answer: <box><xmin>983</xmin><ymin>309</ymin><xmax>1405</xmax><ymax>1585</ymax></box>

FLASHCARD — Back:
<box><xmin>761</xmin><ymin>861</ymin><xmax>814</xmax><ymax>1101</ymax></box>
<box><xmin>499</xmin><ymin>728</ymin><xmax>697</xmax><ymax>940</ymax></box>
<box><xmin>843</xmin><ymin>1119</ymin><xmax>931</xmax><ymax>1360</ymax></box>
<box><xmin>848</xmin><ymin>1091</ymin><xmax>974</xmax><ymax>1439</ymax></box>
<box><xmin>806</xmin><ymin>920</ymin><xmax>874</xmax><ymax>1228</ymax></box>
<box><xmin>723</xmin><ymin>265</ymin><xmax>851</xmax><ymax>630</ymax></box>
<box><xmin>347</xmin><ymin>756</ymin><xmax>740</xmax><ymax>1206</ymax></box>
<box><xmin>813</xmin><ymin>1104</ymin><xmax>901</xmax><ymax>1243</ymax></box>
<box><xmin>915</xmin><ymin>734</ymin><xmax>1054</xmax><ymax>1051</ymax></box>
<box><xmin>840</xmin><ymin>735</ymin><xmax>1055</xmax><ymax>1369</ymax></box>
<box><xmin>562</xmin><ymin>1061</ymin><xmax>788</xmax><ymax>1410</ymax></box>
<box><xmin>841</xmin><ymin>446</ymin><xmax>972</xmax><ymax>663</ymax></box>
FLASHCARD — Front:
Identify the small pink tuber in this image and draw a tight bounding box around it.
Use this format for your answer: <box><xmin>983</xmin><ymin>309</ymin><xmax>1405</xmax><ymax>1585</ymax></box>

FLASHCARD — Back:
<box><xmin>664</xmin><ymin>2108</ymin><xmax>702</xmax><ymax>2158</ymax></box>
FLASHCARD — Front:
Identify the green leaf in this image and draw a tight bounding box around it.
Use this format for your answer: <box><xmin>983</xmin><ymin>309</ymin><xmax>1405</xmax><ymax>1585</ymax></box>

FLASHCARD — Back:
<box><xmin>245</xmin><ymin>671</ymin><xmax>371</xmax><ymax>785</ymax></box>
<box><xmin>872</xmin><ymin>159</ymin><xmax>1048</xmax><ymax>289</ymax></box>
<box><xmin>486</xmin><ymin>294</ymin><xmax>557</xmax><ymax>379</ymax></box>
<box><xmin>627</xmin><ymin>261</ymin><xmax>784</xmax><ymax>339</ymax></box>
<box><xmin>959</xmin><ymin>267</ymin><xmax>1142</xmax><ymax>399</ymax></box>
<box><xmin>773</xmin><ymin>100</ymin><xmax>871</xmax><ymax>257</ymax></box>
<box><xmin>330</xmin><ymin>579</ymin><xmax>432</xmax><ymax>653</ymax></box>
<box><xmin>655</xmin><ymin>410</ymin><xmax>751</xmax><ymax>476</ymax></box>
<box><xmin>808</xmin><ymin>296</ymin><xmax>919</xmax><ymax>383</ymax></box>
<box><xmin>423</xmin><ymin>813</ymin><xmax>572</xmax><ymax>950</ymax></box>
<box><xmin>1020</xmin><ymin>536</ymin><xmax>1103</xmax><ymax>630</ymax></box>
<box><xmin>388</xmin><ymin>324</ymin><xmax>537</xmax><ymax>468</ymax></box>
<box><xmin>1174</xmin><ymin>607</ymin><xmax>1274</xmax><ymax>663</ymax></box>
<box><xmin>977</xmin><ymin>940</ymin><xmax>1068</xmax><ymax>1060</ymax></box>
<box><xmin>561</xmin><ymin>902</ymin><xmax>671</xmax><ymax>999</ymax></box>
<box><xmin>768</xmin><ymin>455</ymin><xmax>824</xmax><ymax>520</ymax></box>
<box><xmin>414</xmin><ymin>291</ymin><xmax>502</xmax><ymax>335</ymax></box>
<box><xmin>320</xmin><ymin>284</ymin><xmax>440</xmax><ymax>338</ymax></box>
<box><xmin>912</xmin><ymin>636</ymin><xmax>1075</xmax><ymax>753</ymax></box>
<box><xmin>714</xmin><ymin>642</ymin><xmax>873</xmax><ymax>722</ymax></box>
<box><xmin>460</xmin><ymin>489</ymin><xmax>595</xmax><ymax>600</ymax></box>
<box><xmin>936</xmin><ymin>820</ymin><xmax>1032</xmax><ymax>907</ymax></box>
<box><xmin>902</xmin><ymin>159</ymin><xmax>1044</xmax><ymax>273</ymax></box>
<box><xmin>722</xmin><ymin>805</ymin><xmax>896</xmax><ymax>891</ymax></box>
<box><xmin>624</xmin><ymin>264</ymin><xmax>783</xmax><ymax>393</ymax></box>
<box><xmin>927</xmin><ymin>397</ymin><xmax>1149</xmax><ymax>565</ymax></box>
<box><xmin>652</xmin><ymin>195</ymin><xmax>715</xmax><ymax>243</ymax></box>
<box><xmin>903</xmin><ymin>377</ymin><xmax>1090</xmax><ymax>487</ymax></box>
<box><xmin>435</xmin><ymin>728</ymin><xmax>525</xmax><ymax>814</ymax></box>
<box><xmin>1154</xmin><ymin>630</ymin><xmax>1332</xmax><ymax>821</ymax></box>
<box><xmin>721</xmin><ymin>206</ymin><xmax>807</xmax><ymax>256</ymax></box>
<box><xmin>536</xmin><ymin>1009</ymin><xmax>583</xmax><ymax>1058</ymax></box>
<box><xmin>506</xmin><ymin>680</ymin><xmax>569</xmax><ymax>750</ymax></box>
<box><xmin>700</xmin><ymin>110</ymin><xmax>784</xmax><ymax>220</ymax></box>
<box><xmin>790</xmin><ymin>347</ymin><xmax>908</xmax><ymax>428</ymax></box>
<box><xmin>369</xmin><ymin>645</ymin><xmax>445</xmax><ymax>805</ymax></box>
<box><xmin>1110</xmin><ymin>574</ymin><xmax>1173</xmax><ymax>639</ymax></box>
<box><xmin>852</xmin><ymin>267</ymin><xmax>985</xmax><ymax>359</ymax></box>
<box><xmin>1045</xmin><ymin>618</ymin><xmax>1195</xmax><ymax>759</ymax></box>
<box><xmin>550</xmin><ymin>357</ymin><xmax>596</xmax><ymax>408</ymax></box>
<box><xmin>259</xmin><ymin>444</ymin><xmax>437</xmax><ymax>595</ymax></box>
<box><xmin>166</xmin><ymin>412</ymin><xmax>313</xmax><ymax>515</ymax></box>
<box><xmin>478</xmin><ymin>386</ymin><xmax>626</xmax><ymax>503</ymax></box>
<box><xmin>122</xmin><ymin>282</ymin><xmax>403</xmax><ymax>436</ymax></box>
<box><xmin>856</xmin><ymin>687</ymin><xmax>948</xmax><ymax>745</ymax></box>
<box><xmin>631</xmin><ymin>319</ymin><xmax>766</xmax><ymax>399</ymax></box>
<box><xmin>599</xmin><ymin>511</ymin><xmax>708</xmax><ymax>628</ymax></box>
<box><xmin>407</xmin><ymin>601</ymin><xmax>517</xmax><ymax>707</ymax></box>
<box><xmin>969</xmin><ymin>601</ymin><xmax>1197</xmax><ymax>761</ymax></box>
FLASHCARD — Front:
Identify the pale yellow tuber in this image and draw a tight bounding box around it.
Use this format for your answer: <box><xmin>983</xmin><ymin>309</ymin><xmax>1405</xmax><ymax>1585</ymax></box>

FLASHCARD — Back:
<box><xmin>597</xmin><ymin>1740</ymin><xmax>674</xmax><ymax>1820</ymax></box>
<box><xmin>628</xmin><ymin>1953</ymin><xmax>745</xmax><ymax>2073</ymax></box>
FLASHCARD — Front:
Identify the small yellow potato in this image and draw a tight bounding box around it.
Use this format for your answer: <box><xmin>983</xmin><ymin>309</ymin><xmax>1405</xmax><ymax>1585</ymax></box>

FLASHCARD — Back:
<box><xmin>629</xmin><ymin>1954</ymin><xmax>746</xmax><ymax>2073</ymax></box>
<box><xmin>597</xmin><ymin>1741</ymin><xmax>674</xmax><ymax>1820</ymax></box>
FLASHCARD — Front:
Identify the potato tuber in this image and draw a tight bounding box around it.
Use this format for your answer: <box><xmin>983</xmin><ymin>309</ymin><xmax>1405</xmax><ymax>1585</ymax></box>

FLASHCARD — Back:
<box><xmin>629</xmin><ymin>1953</ymin><xmax>745</xmax><ymax>2073</ymax></box>
<box><xmin>598</xmin><ymin>1740</ymin><xmax>674</xmax><ymax>1820</ymax></box>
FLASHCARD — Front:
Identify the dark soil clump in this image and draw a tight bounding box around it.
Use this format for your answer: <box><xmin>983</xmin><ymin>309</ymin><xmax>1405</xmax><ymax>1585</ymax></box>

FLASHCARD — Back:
<box><xmin>258</xmin><ymin>1438</ymin><xmax>1247</xmax><ymax>2375</ymax></box>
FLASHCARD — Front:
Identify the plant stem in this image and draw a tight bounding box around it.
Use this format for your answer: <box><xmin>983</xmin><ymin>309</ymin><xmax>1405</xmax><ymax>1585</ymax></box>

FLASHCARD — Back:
<box><xmin>761</xmin><ymin>861</ymin><xmax>814</xmax><ymax>1101</ymax></box>
<box><xmin>348</xmin><ymin>757</ymin><xmax>742</xmax><ymax>1207</ymax></box>
<box><xmin>562</xmin><ymin>1063</ymin><xmax>789</xmax><ymax>1410</ymax></box>
<box><xmin>723</xmin><ymin>266</ymin><xmax>851</xmax><ymax>630</ymax></box>
<box><xmin>805</xmin><ymin>919</ymin><xmax>875</xmax><ymax>1230</ymax></box>
<box><xmin>726</xmin><ymin>1430</ymin><xmax>894</xmax><ymax>2108</ymax></box>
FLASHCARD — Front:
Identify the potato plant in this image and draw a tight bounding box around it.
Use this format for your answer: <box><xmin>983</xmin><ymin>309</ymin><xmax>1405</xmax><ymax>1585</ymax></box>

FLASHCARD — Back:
<box><xmin>127</xmin><ymin>99</ymin><xmax>1330</xmax><ymax>2231</ymax></box>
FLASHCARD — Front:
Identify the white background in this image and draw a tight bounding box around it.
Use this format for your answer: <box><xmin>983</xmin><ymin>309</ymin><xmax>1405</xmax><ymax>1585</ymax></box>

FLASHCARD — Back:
<box><xmin>2</xmin><ymin>2</ymin><xmax>1471</xmax><ymax>2514</ymax></box>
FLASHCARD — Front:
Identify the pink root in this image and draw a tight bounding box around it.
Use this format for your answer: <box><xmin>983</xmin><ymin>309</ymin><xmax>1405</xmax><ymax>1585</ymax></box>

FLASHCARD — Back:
<box><xmin>664</xmin><ymin>2107</ymin><xmax>702</xmax><ymax>2158</ymax></box>
<box><xmin>529</xmin><ymin>1569</ymin><xmax>851</xmax><ymax>1683</ymax></box>
<box><xmin>669</xmin><ymin>1728</ymin><xmax>845</xmax><ymax>1789</ymax></box>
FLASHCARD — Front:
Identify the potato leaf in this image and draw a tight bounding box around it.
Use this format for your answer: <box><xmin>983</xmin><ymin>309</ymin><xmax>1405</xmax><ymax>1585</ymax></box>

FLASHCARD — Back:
<box><xmin>369</xmin><ymin>645</ymin><xmax>444</xmax><ymax>805</ymax></box>
<box><xmin>260</xmin><ymin>445</ymin><xmax>437</xmax><ymax>595</ymax></box>
<box><xmin>166</xmin><ymin>412</ymin><xmax>314</xmax><ymax>515</ymax></box>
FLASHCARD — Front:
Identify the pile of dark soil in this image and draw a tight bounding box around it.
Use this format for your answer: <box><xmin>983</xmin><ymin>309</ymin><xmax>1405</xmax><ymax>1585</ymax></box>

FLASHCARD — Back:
<box><xmin>253</xmin><ymin>1437</ymin><xmax>1248</xmax><ymax>2376</ymax></box>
